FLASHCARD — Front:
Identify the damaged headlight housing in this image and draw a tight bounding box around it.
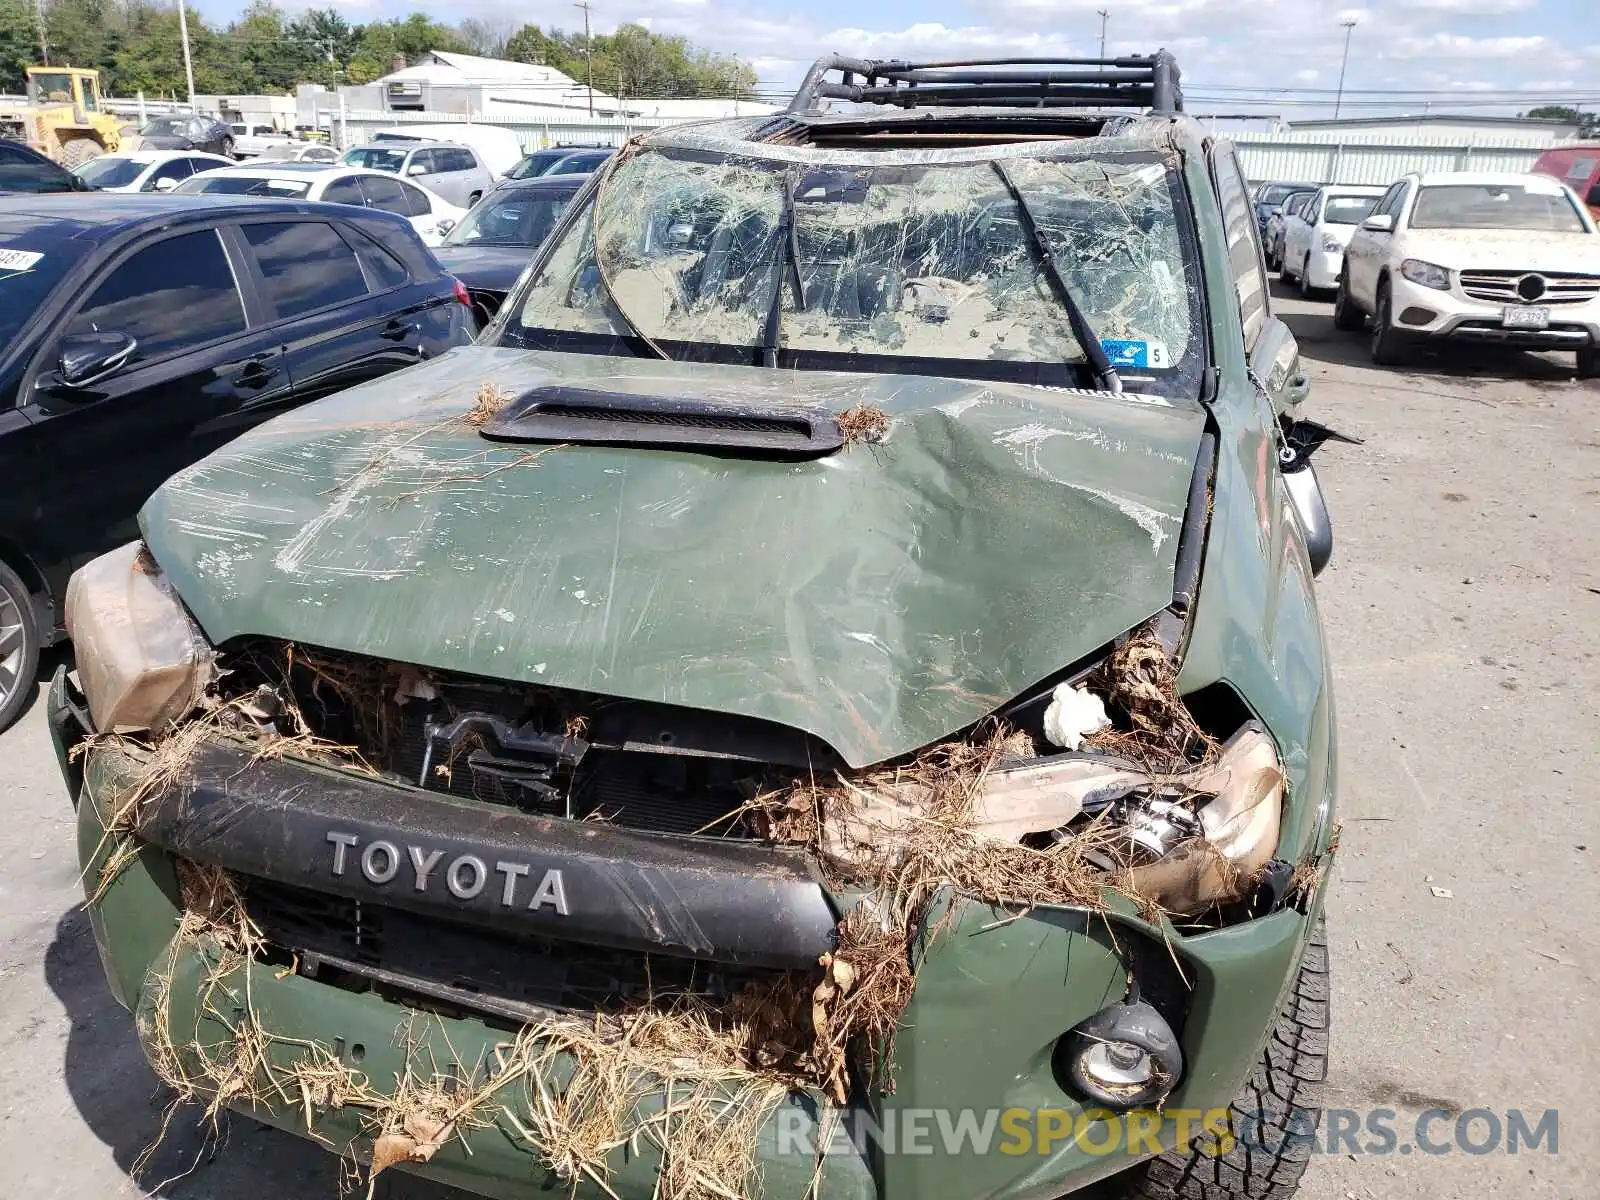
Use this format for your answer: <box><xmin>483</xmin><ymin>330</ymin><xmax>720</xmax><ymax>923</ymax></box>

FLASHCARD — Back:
<box><xmin>64</xmin><ymin>541</ymin><xmax>216</xmax><ymax>734</ymax></box>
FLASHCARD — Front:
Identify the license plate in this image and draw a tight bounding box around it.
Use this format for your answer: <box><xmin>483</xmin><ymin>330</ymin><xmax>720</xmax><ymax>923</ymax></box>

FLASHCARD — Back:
<box><xmin>1503</xmin><ymin>306</ymin><xmax>1550</xmax><ymax>330</ymax></box>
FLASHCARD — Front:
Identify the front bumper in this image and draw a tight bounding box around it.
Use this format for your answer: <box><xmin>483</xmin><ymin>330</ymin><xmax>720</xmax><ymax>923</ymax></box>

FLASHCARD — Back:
<box><xmin>1386</xmin><ymin>272</ymin><xmax>1600</xmax><ymax>349</ymax></box>
<box><xmin>1304</xmin><ymin>249</ymin><xmax>1346</xmax><ymax>291</ymax></box>
<box><xmin>54</xmin><ymin>671</ymin><xmax>1327</xmax><ymax>1200</ymax></box>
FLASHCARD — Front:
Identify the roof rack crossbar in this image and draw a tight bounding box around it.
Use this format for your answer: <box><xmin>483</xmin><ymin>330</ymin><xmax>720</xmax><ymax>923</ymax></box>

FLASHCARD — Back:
<box><xmin>788</xmin><ymin>50</ymin><xmax>1183</xmax><ymax>115</ymax></box>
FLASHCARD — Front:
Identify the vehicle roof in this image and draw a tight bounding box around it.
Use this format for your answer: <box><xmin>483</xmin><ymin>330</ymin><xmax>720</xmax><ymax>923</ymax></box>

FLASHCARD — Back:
<box><xmin>205</xmin><ymin>161</ymin><xmax>341</xmax><ymax>175</ymax></box>
<box><xmin>1410</xmin><ymin>170</ymin><xmax>1574</xmax><ymax>187</ymax></box>
<box><xmin>1320</xmin><ymin>184</ymin><xmax>1386</xmax><ymax>194</ymax></box>
<box><xmin>105</xmin><ymin>150</ymin><xmax>233</xmax><ymax>166</ymax></box>
<box><xmin>0</xmin><ymin>193</ymin><xmax>381</xmax><ymax>237</ymax></box>
<box><xmin>349</xmin><ymin>140</ymin><xmax>471</xmax><ymax>151</ymax></box>
<box><xmin>637</xmin><ymin>111</ymin><xmax>1200</xmax><ymax>163</ymax></box>
<box><xmin>494</xmin><ymin>174</ymin><xmax>590</xmax><ymax>194</ymax></box>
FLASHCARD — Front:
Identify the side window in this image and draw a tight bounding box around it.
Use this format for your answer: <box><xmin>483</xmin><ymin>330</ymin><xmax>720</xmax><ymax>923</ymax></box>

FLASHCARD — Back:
<box><xmin>446</xmin><ymin>149</ymin><xmax>477</xmax><ymax>173</ymax></box>
<box><xmin>241</xmin><ymin>221</ymin><xmax>369</xmax><ymax>318</ymax></box>
<box><xmin>396</xmin><ymin>180</ymin><xmax>433</xmax><ymax>217</ymax></box>
<box><xmin>345</xmin><ymin>227</ymin><xmax>410</xmax><ymax>291</ymax></box>
<box><xmin>143</xmin><ymin>159</ymin><xmax>193</xmax><ymax>190</ymax></box>
<box><xmin>1211</xmin><ymin>142</ymin><xmax>1270</xmax><ymax>352</ymax></box>
<box><xmin>410</xmin><ymin>149</ymin><xmax>437</xmax><ymax>176</ymax></box>
<box><xmin>1373</xmin><ymin>183</ymin><xmax>1404</xmax><ymax>220</ymax></box>
<box><xmin>358</xmin><ymin>174</ymin><xmax>411</xmax><ymax>216</ymax></box>
<box><xmin>1388</xmin><ymin>183</ymin><xmax>1413</xmax><ymax>226</ymax></box>
<box><xmin>320</xmin><ymin>176</ymin><xmax>366</xmax><ymax>206</ymax></box>
<box><xmin>67</xmin><ymin>230</ymin><xmax>247</xmax><ymax>361</ymax></box>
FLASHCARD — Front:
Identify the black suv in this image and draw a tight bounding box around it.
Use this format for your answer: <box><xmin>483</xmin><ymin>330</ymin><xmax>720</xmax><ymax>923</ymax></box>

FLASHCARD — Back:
<box><xmin>0</xmin><ymin>193</ymin><xmax>472</xmax><ymax>727</ymax></box>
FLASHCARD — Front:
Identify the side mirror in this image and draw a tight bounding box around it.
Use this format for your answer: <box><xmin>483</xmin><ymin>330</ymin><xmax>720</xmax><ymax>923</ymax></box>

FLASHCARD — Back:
<box><xmin>1279</xmin><ymin>419</ymin><xmax>1363</xmax><ymax>578</ymax></box>
<box><xmin>57</xmin><ymin>331</ymin><xmax>138</xmax><ymax>388</ymax></box>
<box><xmin>407</xmin><ymin>162</ymin><xmax>428</xmax><ymax>177</ymax></box>
<box><xmin>1361</xmin><ymin>213</ymin><xmax>1394</xmax><ymax>233</ymax></box>
<box><xmin>152</xmin><ymin>176</ymin><xmax>178</xmax><ymax>192</ymax></box>
<box><xmin>435</xmin><ymin>217</ymin><xmax>455</xmax><ymax>234</ymax></box>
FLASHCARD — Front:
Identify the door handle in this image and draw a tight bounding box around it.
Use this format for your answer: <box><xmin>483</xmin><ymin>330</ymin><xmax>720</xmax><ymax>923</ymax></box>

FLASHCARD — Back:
<box><xmin>235</xmin><ymin>358</ymin><xmax>280</xmax><ymax>387</ymax></box>
<box><xmin>380</xmin><ymin>319</ymin><xmax>413</xmax><ymax>341</ymax></box>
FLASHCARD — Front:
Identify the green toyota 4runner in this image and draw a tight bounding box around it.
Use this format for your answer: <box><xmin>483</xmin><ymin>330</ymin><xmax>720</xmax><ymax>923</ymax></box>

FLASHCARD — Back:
<box><xmin>53</xmin><ymin>51</ymin><xmax>1341</xmax><ymax>1200</ymax></box>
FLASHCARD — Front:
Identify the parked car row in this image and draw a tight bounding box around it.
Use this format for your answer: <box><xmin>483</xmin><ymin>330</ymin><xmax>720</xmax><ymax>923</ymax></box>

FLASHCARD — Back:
<box><xmin>0</xmin><ymin>140</ymin><xmax>598</xmax><ymax>727</ymax></box>
<box><xmin>0</xmin><ymin>192</ymin><xmax>478</xmax><ymax>727</ymax></box>
<box><xmin>1254</xmin><ymin>168</ymin><xmax>1600</xmax><ymax>376</ymax></box>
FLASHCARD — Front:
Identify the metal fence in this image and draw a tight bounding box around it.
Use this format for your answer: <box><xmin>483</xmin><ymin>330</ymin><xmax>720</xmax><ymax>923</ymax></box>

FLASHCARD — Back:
<box><xmin>1232</xmin><ymin>131</ymin><xmax>1553</xmax><ymax>186</ymax></box>
<box><xmin>318</xmin><ymin>107</ymin><xmax>674</xmax><ymax>151</ymax></box>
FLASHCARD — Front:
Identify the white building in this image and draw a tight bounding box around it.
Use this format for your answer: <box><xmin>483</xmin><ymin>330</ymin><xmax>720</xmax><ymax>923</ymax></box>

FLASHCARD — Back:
<box><xmin>337</xmin><ymin>50</ymin><xmax>775</xmax><ymax>123</ymax></box>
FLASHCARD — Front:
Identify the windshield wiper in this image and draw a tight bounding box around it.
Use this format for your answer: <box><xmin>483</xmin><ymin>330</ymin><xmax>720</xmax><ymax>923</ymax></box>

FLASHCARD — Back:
<box><xmin>990</xmin><ymin>160</ymin><xmax>1122</xmax><ymax>393</ymax></box>
<box><xmin>761</xmin><ymin>173</ymin><xmax>806</xmax><ymax>368</ymax></box>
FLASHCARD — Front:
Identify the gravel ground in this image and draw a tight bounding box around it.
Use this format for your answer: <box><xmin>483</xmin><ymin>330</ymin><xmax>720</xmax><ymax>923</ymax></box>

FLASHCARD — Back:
<box><xmin>0</xmin><ymin>284</ymin><xmax>1594</xmax><ymax>1197</ymax></box>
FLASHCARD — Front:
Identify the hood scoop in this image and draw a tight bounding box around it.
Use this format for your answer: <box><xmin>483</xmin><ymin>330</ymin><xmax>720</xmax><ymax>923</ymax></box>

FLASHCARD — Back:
<box><xmin>480</xmin><ymin>385</ymin><xmax>846</xmax><ymax>458</ymax></box>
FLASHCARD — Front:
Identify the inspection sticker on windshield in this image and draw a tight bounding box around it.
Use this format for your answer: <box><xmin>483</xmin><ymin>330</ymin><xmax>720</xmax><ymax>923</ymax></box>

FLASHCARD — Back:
<box><xmin>1101</xmin><ymin>339</ymin><xmax>1169</xmax><ymax>369</ymax></box>
<box><xmin>0</xmin><ymin>248</ymin><xmax>43</xmax><ymax>273</ymax></box>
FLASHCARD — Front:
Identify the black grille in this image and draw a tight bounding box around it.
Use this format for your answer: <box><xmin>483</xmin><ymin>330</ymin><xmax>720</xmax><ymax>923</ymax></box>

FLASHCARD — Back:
<box><xmin>244</xmin><ymin>877</ymin><xmax>770</xmax><ymax>1020</ymax></box>
<box><xmin>381</xmin><ymin>703</ymin><xmax>755</xmax><ymax>835</ymax></box>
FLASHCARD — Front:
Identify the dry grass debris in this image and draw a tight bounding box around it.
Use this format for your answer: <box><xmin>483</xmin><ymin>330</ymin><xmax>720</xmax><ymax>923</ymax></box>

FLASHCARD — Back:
<box><xmin>836</xmin><ymin>404</ymin><xmax>890</xmax><ymax>446</ymax></box>
<box><xmin>464</xmin><ymin>381</ymin><xmax>513</xmax><ymax>428</ymax></box>
<box><xmin>136</xmin><ymin>869</ymin><xmax>816</xmax><ymax>1200</ymax></box>
<box><xmin>1085</xmin><ymin>629</ymin><xmax>1215</xmax><ymax>766</ymax></box>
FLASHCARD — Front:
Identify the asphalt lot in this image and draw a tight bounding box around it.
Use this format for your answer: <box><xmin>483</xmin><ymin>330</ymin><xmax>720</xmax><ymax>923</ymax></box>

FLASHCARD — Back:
<box><xmin>0</xmin><ymin>283</ymin><xmax>1594</xmax><ymax>1197</ymax></box>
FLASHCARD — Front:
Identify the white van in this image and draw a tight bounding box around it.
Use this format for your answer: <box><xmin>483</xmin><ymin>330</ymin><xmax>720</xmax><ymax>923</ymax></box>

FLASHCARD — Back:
<box><xmin>369</xmin><ymin>124</ymin><xmax>524</xmax><ymax>178</ymax></box>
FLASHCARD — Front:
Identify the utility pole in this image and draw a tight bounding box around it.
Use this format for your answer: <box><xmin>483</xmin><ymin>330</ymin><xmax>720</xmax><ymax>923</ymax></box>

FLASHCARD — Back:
<box><xmin>33</xmin><ymin>0</ymin><xmax>49</xmax><ymax>64</ymax></box>
<box><xmin>575</xmin><ymin>1</ymin><xmax>595</xmax><ymax>117</ymax></box>
<box><xmin>176</xmin><ymin>0</ymin><xmax>197</xmax><ymax>111</ymax></box>
<box><xmin>1097</xmin><ymin>9</ymin><xmax>1109</xmax><ymax>62</ymax></box>
<box><xmin>1333</xmin><ymin>18</ymin><xmax>1357</xmax><ymax>120</ymax></box>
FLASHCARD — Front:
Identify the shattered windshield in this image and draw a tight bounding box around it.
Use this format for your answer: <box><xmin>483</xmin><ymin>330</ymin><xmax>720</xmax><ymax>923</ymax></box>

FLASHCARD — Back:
<box><xmin>497</xmin><ymin>143</ymin><xmax>1201</xmax><ymax>393</ymax></box>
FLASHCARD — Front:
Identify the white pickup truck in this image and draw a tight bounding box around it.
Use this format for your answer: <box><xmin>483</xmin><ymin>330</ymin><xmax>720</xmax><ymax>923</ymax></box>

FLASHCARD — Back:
<box><xmin>1335</xmin><ymin>170</ymin><xmax>1600</xmax><ymax>376</ymax></box>
<box><xmin>227</xmin><ymin>123</ymin><xmax>292</xmax><ymax>159</ymax></box>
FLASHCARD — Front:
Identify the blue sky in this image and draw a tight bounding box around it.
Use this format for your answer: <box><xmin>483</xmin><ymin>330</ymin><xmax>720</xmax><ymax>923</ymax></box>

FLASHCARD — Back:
<box><xmin>192</xmin><ymin>0</ymin><xmax>1598</xmax><ymax>117</ymax></box>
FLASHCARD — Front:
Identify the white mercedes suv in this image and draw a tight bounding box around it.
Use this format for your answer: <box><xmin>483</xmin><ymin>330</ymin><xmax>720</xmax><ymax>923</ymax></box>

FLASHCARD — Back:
<box><xmin>1335</xmin><ymin>170</ymin><xmax>1600</xmax><ymax>376</ymax></box>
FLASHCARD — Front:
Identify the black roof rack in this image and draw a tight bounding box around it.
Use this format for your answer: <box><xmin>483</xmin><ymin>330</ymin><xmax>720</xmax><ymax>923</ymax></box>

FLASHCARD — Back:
<box><xmin>787</xmin><ymin>51</ymin><xmax>1183</xmax><ymax>115</ymax></box>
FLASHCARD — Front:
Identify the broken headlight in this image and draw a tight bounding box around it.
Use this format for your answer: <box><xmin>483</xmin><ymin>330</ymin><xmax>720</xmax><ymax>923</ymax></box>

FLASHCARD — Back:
<box><xmin>64</xmin><ymin>541</ymin><xmax>217</xmax><ymax>735</ymax></box>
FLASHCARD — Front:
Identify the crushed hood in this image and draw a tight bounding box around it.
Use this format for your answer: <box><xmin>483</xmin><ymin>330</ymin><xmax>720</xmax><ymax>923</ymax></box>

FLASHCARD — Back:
<box><xmin>142</xmin><ymin>347</ymin><xmax>1206</xmax><ymax>767</ymax></box>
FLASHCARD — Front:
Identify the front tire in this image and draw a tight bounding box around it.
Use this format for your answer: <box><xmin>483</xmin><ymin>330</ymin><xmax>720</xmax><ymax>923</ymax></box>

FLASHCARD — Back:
<box><xmin>58</xmin><ymin>137</ymin><xmax>103</xmax><ymax>170</ymax></box>
<box><xmin>1370</xmin><ymin>280</ymin><xmax>1408</xmax><ymax>366</ymax></box>
<box><xmin>1298</xmin><ymin>256</ymin><xmax>1317</xmax><ymax>299</ymax></box>
<box><xmin>1333</xmin><ymin>273</ymin><xmax>1364</xmax><ymax>332</ymax></box>
<box><xmin>1578</xmin><ymin>345</ymin><xmax>1597</xmax><ymax>379</ymax></box>
<box><xmin>1112</xmin><ymin>919</ymin><xmax>1329</xmax><ymax>1200</ymax></box>
<box><xmin>0</xmin><ymin>560</ymin><xmax>41</xmax><ymax>733</ymax></box>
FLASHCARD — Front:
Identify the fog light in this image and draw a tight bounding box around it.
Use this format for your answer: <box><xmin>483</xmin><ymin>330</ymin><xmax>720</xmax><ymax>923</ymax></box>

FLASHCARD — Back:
<box><xmin>1399</xmin><ymin>306</ymin><xmax>1436</xmax><ymax>327</ymax></box>
<box><xmin>1062</xmin><ymin>1001</ymin><xmax>1182</xmax><ymax>1109</ymax></box>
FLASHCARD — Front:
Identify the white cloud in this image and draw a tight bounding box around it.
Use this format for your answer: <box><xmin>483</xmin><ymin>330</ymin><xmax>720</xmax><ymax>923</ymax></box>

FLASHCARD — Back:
<box><xmin>1383</xmin><ymin>33</ymin><xmax>1548</xmax><ymax>59</ymax></box>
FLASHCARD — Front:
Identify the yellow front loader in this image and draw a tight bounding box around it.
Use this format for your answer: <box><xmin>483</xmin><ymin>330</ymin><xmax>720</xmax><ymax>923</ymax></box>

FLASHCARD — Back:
<box><xmin>0</xmin><ymin>66</ymin><xmax>123</xmax><ymax>168</ymax></box>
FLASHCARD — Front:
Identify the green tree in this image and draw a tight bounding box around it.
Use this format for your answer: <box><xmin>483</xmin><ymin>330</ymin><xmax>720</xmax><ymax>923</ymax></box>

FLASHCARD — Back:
<box><xmin>503</xmin><ymin>21</ymin><xmax>756</xmax><ymax>98</ymax></box>
<box><xmin>225</xmin><ymin>1</ymin><xmax>308</xmax><ymax>94</ymax></box>
<box><xmin>287</xmin><ymin>7</ymin><xmax>359</xmax><ymax>86</ymax></box>
<box><xmin>1525</xmin><ymin>105</ymin><xmax>1600</xmax><ymax>137</ymax></box>
<box><xmin>345</xmin><ymin>14</ymin><xmax>463</xmax><ymax>83</ymax></box>
<box><xmin>0</xmin><ymin>0</ymin><xmax>41</xmax><ymax>94</ymax></box>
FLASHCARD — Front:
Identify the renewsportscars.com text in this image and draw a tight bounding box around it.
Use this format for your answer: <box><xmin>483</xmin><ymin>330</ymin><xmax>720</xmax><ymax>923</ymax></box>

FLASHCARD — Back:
<box><xmin>774</xmin><ymin>1106</ymin><xmax>1559</xmax><ymax>1158</ymax></box>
